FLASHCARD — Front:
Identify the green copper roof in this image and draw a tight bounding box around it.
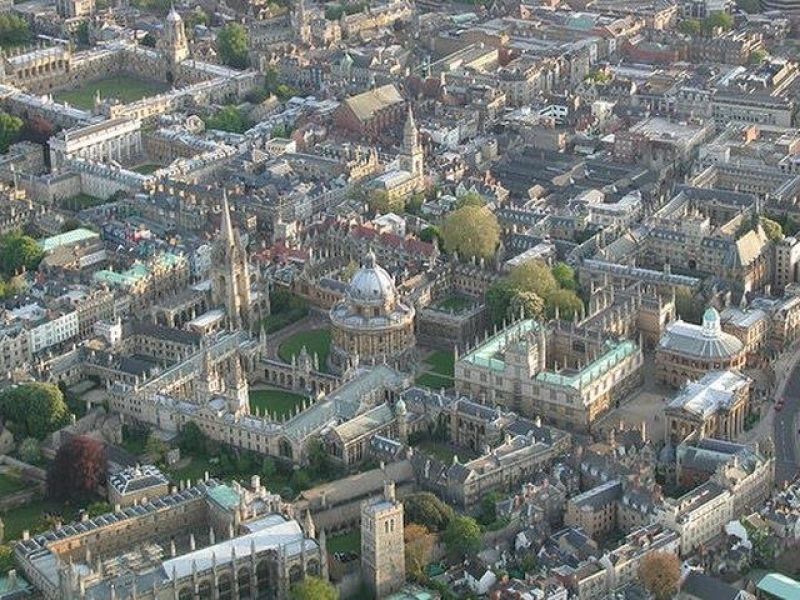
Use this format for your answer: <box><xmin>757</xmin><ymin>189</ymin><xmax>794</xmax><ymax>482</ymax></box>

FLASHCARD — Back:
<box><xmin>207</xmin><ymin>484</ymin><xmax>240</xmax><ymax>510</ymax></box>
<box><xmin>536</xmin><ymin>339</ymin><xmax>638</xmax><ymax>391</ymax></box>
<box><xmin>461</xmin><ymin>319</ymin><xmax>541</xmax><ymax>372</ymax></box>
<box><xmin>39</xmin><ymin>228</ymin><xmax>99</xmax><ymax>253</ymax></box>
<box><xmin>93</xmin><ymin>252</ymin><xmax>184</xmax><ymax>287</ymax></box>
<box><xmin>758</xmin><ymin>573</ymin><xmax>800</xmax><ymax>600</ymax></box>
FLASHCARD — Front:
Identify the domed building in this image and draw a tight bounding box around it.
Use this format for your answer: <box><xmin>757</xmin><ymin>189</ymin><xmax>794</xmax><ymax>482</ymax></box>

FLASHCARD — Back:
<box><xmin>329</xmin><ymin>251</ymin><xmax>415</xmax><ymax>373</ymax></box>
<box><xmin>655</xmin><ymin>307</ymin><xmax>746</xmax><ymax>387</ymax></box>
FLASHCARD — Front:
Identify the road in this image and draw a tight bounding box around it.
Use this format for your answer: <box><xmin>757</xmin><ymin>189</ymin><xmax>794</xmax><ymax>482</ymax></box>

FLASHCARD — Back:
<box><xmin>774</xmin><ymin>351</ymin><xmax>800</xmax><ymax>486</ymax></box>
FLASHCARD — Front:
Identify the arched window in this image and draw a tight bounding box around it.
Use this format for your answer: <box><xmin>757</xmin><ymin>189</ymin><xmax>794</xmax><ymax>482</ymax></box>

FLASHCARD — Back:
<box><xmin>178</xmin><ymin>588</ymin><xmax>192</xmax><ymax>600</ymax></box>
<box><xmin>198</xmin><ymin>580</ymin><xmax>213</xmax><ymax>600</ymax></box>
<box><xmin>237</xmin><ymin>567</ymin><xmax>251</xmax><ymax>599</ymax></box>
<box><xmin>218</xmin><ymin>573</ymin><xmax>233</xmax><ymax>600</ymax></box>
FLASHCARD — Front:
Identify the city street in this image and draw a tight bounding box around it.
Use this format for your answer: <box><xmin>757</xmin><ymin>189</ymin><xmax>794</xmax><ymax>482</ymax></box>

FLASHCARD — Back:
<box><xmin>774</xmin><ymin>348</ymin><xmax>800</xmax><ymax>486</ymax></box>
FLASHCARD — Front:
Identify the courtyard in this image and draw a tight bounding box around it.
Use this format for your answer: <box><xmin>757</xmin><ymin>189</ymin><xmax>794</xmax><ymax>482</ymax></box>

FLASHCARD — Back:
<box><xmin>54</xmin><ymin>76</ymin><xmax>170</xmax><ymax>110</ymax></box>
<box><xmin>278</xmin><ymin>328</ymin><xmax>332</xmax><ymax>373</ymax></box>
<box><xmin>415</xmin><ymin>349</ymin><xmax>455</xmax><ymax>389</ymax></box>
<box><xmin>249</xmin><ymin>387</ymin><xmax>308</xmax><ymax>419</ymax></box>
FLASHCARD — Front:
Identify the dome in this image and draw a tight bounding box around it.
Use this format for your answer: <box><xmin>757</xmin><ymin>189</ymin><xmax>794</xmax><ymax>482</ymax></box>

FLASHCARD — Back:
<box><xmin>347</xmin><ymin>250</ymin><xmax>397</xmax><ymax>306</ymax></box>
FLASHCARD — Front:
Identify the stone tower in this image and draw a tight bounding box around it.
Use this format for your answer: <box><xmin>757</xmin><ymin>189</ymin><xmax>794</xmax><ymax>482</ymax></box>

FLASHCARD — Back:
<box><xmin>292</xmin><ymin>0</ymin><xmax>312</xmax><ymax>45</ymax></box>
<box><xmin>161</xmin><ymin>4</ymin><xmax>189</xmax><ymax>83</ymax></box>
<box><xmin>361</xmin><ymin>481</ymin><xmax>405</xmax><ymax>598</ymax></box>
<box><xmin>211</xmin><ymin>191</ymin><xmax>253</xmax><ymax>330</ymax></box>
<box><xmin>227</xmin><ymin>355</ymin><xmax>250</xmax><ymax>415</ymax></box>
<box><xmin>399</xmin><ymin>106</ymin><xmax>424</xmax><ymax>183</ymax></box>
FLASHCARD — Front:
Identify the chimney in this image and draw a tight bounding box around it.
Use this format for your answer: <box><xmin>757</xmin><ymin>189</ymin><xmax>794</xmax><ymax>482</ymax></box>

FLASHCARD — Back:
<box><xmin>383</xmin><ymin>480</ymin><xmax>396</xmax><ymax>503</ymax></box>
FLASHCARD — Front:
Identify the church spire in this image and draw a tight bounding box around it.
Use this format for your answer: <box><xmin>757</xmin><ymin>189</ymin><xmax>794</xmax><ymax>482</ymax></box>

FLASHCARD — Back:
<box><xmin>403</xmin><ymin>105</ymin><xmax>418</xmax><ymax>153</ymax></box>
<box><xmin>220</xmin><ymin>190</ymin><xmax>235</xmax><ymax>248</ymax></box>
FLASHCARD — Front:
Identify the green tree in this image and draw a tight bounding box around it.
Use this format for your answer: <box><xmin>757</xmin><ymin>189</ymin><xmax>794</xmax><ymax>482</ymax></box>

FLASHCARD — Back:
<box><xmin>678</xmin><ymin>18</ymin><xmax>702</xmax><ymax>35</ymax></box>
<box><xmin>261</xmin><ymin>457</ymin><xmax>276</xmax><ymax>479</ymax></box>
<box><xmin>508</xmin><ymin>290</ymin><xmax>545</xmax><ymax>320</ymax></box>
<box><xmin>403</xmin><ymin>492</ymin><xmax>454</xmax><ymax>532</ymax></box>
<box><xmin>141</xmin><ymin>32</ymin><xmax>157</xmax><ymax>47</ymax></box>
<box><xmin>0</xmin><ymin>112</ymin><xmax>24</xmax><ymax>154</ymax></box>
<box><xmin>18</xmin><ymin>437</ymin><xmax>41</xmax><ymax>464</ymax></box>
<box><xmin>479</xmin><ymin>492</ymin><xmax>499</xmax><ymax>526</ymax></box>
<box><xmin>704</xmin><ymin>11</ymin><xmax>734</xmax><ymax>32</ymax></box>
<box><xmin>443</xmin><ymin>515</ymin><xmax>482</xmax><ymax>558</ymax></box>
<box><xmin>675</xmin><ymin>288</ymin><xmax>704</xmax><ymax>324</ymax></box>
<box><xmin>217</xmin><ymin>23</ymin><xmax>249</xmax><ymax>69</ymax></box>
<box><xmin>145</xmin><ymin>433</ymin><xmax>168</xmax><ymax>462</ymax></box>
<box><xmin>551</xmin><ymin>262</ymin><xmax>577</xmax><ymax>291</ymax></box>
<box><xmin>289</xmin><ymin>576</ymin><xmax>338</xmax><ymax>600</ymax></box>
<box><xmin>750</xmin><ymin>49</ymin><xmax>768</xmax><ymax>65</ymax></box>
<box><xmin>441</xmin><ymin>205</ymin><xmax>500</xmax><ymax>260</ymax></box>
<box><xmin>455</xmin><ymin>191</ymin><xmax>485</xmax><ymax>208</ymax></box>
<box><xmin>508</xmin><ymin>261</ymin><xmax>558</xmax><ymax>299</ymax></box>
<box><xmin>0</xmin><ymin>231</ymin><xmax>44</xmax><ymax>276</ymax></box>
<box><xmin>178</xmin><ymin>422</ymin><xmax>208</xmax><ymax>455</ymax></box>
<box><xmin>0</xmin><ymin>383</ymin><xmax>69</xmax><ymax>440</ymax></box>
<box><xmin>367</xmin><ymin>189</ymin><xmax>404</xmax><ymax>215</ymax></box>
<box><xmin>205</xmin><ymin>106</ymin><xmax>251</xmax><ymax>134</ymax></box>
<box><xmin>761</xmin><ymin>216</ymin><xmax>783</xmax><ymax>241</ymax></box>
<box><xmin>486</xmin><ymin>280</ymin><xmax>516</xmax><ymax>325</ymax></box>
<box><xmin>545</xmin><ymin>288</ymin><xmax>584</xmax><ymax>320</ymax></box>
<box><xmin>419</xmin><ymin>225</ymin><xmax>442</xmax><ymax>246</ymax></box>
<box><xmin>0</xmin><ymin>545</ymin><xmax>14</xmax><ymax>575</ymax></box>
<box><xmin>0</xmin><ymin>14</ymin><xmax>32</xmax><ymax>49</ymax></box>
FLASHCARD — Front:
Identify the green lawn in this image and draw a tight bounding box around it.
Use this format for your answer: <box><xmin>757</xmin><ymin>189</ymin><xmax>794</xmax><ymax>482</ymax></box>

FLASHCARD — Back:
<box><xmin>54</xmin><ymin>76</ymin><xmax>169</xmax><ymax>110</ymax></box>
<box><xmin>426</xmin><ymin>350</ymin><xmax>454</xmax><ymax>377</ymax></box>
<box><xmin>415</xmin><ymin>373</ymin><xmax>453</xmax><ymax>390</ymax></box>
<box><xmin>0</xmin><ymin>474</ymin><xmax>27</xmax><ymax>497</ymax></box>
<box><xmin>133</xmin><ymin>163</ymin><xmax>161</xmax><ymax>175</ymax></box>
<box><xmin>59</xmin><ymin>193</ymin><xmax>105</xmax><ymax>211</ymax></box>
<box><xmin>249</xmin><ymin>388</ymin><xmax>307</xmax><ymax>419</ymax></box>
<box><xmin>2</xmin><ymin>499</ymin><xmax>79</xmax><ymax>541</ymax></box>
<box><xmin>262</xmin><ymin>306</ymin><xmax>308</xmax><ymax>334</ymax></box>
<box><xmin>417</xmin><ymin>441</ymin><xmax>476</xmax><ymax>464</ymax></box>
<box><xmin>278</xmin><ymin>328</ymin><xmax>332</xmax><ymax>373</ymax></box>
<box><xmin>327</xmin><ymin>530</ymin><xmax>360</xmax><ymax>554</ymax></box>
<box><xmin>168</xmin><ymin>455</ymin><xmax>218</xmax><ymax>485</ymax></box>
<box><xmin>415</xmin><ymin>350</ymin><xmax>455</xmax><ymax>390</ymax></box>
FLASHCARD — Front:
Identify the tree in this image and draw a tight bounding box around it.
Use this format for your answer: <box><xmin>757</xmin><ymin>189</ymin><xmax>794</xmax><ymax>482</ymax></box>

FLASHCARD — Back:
<box><xmin>761</xmin><ymin>217</ymin><xmax>783</xmax><ymax>242</ymax></box>
<box><xmin>178</xmin><ymin>422</ymin><xmax>208</xmax><ymax>455</ymax></box>
<box><xmin>289</xmin><ymin>577</ymin><xmax>338</xmax><ymax>600</ymax></box>
<box><xmin>217</xmin><ymin>23</ymin><xmax>249</xmax><ymax>69</ymax></box>
<box><xmin>24</xmin><ymin>115</ymin><xmax>55</xmax><ymax>144</ymax></box>
<box><xmin>0</xmin><ymin>383</ymin><xmax>69</xmax><ymax>440</ymax></box>
<box><xmin>419</xmin><ymin>225</ymin><xmax>442</xmax><ymax>246</ymax></box>
<box><xmin>261</xmin><ymin>457</ymin><xmax>276</xmax><ymax>479</ymax></box>
<box><xmin>403</xmin><ymin>492</ymin><xmax>454</xmax><ymax>532</ymax></box>
<box><xmin>441</xmin><ymin>205</ymin><xmax>500</xmax><ymax>260</ymax></box>
<box><xmin>551</xmin><ymin>262</ymin><xmax>577</xmax><ymax>291</ymax></box>
<box><xmin>479</xmin><ymin>492</ymin><xmax>499</xmax><ymax>526</ymax></box>
<box><xmin>307</xmin><ymin>438</ymin><xmax>332</xmax><ymax>478</ymax></box>
<box><xmin>145</xmin><ymin>433</ymin><xmax>168</xmax><ymax>462</ymax></box>
<box><xmin>367</xmin><ymin>189</ymin><xmax>404</xmax><ymax>215</ymax></box>
<box><xmin>545</xmin><ymin>288</ymin><xmax>584</xmax><ymax>320</ymax></box>
<box><xmin>486</xmin><ymin>280</ymin><xmax>515</xmax><ymax>325</ymax></box>
<box><xmin>0</xmin><ymin>14</ymin><xmax>31</xmax><ymax>49</ymax></box>
<box><xmin>47</xmin><ymin>436</ymin><xmax>107</xmax><ymax>502</ymax></box>
<box><xmin>0</xmin><ymin>232</ymin><xmax>44</xmax><ymax>277</ymax></box>
<box><xmin>508</xmin><ymin>261</ymin><xmax>558</xmax><ymax>299</ymax></box>
<box><xmin>443</xmin><ymin>515</ymin><xmax>482</xmax><ymax>559</ymax></box>
<box><xmin>638</xmin><ymin>552</ymin><xmax>680</xmax><ymax>600</ymax></box>
<box><xmin>455</xmin><ymin>191</ymin><xmax>485</xmax><ymax>208</ymax></box>
<box><xmin>205</xmin><ymin>106</ymin><xmax>251</xmax><ymax>134</ymax></box>
<box><xmin>76</xmin><ymin>21</ymin><xmax>90</xmax><ymax>46</ymax></box>
<box><xmin>508</xmin><ymin>290</ymin><xmax>544</xmax><ymax>320</ymax></box>
<box><xmin>0</xmin><ymin>112</ymin><xmax>24</xmax><ymax>154</ymax></box>
<box><xmin>675</xmin><ymin>288</ymin><xmax>704</xmax><ymax>324</ymax></box>
<box><xmin>405</xmin><ymin>523</ymin><xmax>435</xmax><ymax>581</ymax></box>
<box><xmin>18</xmin><ymin>437</ymin><xmax>41</xmax><ymax>464</ymax></box>
<box><xmin>141</xmin><ymin>32</ymin><xmax>157</xmax><ymax>47</ymax></box>
<box><xmin>678</xmin><ymin>19</ymin><xmax>702</xmax><ymax>36</ymax></box>
<box><xmin>704</xmin><ymin>11</ymin><xmax>734</xmax><ymax>32</ymax></box>
<box><xmin>0</xmin><ymin>545</ymin><xmax>13</xmax><ymax>574</ymax></box>
<box><xmin>750</xmin><ymin>49</ymin><xmax>768</xmax><ymax>65</ymax></box>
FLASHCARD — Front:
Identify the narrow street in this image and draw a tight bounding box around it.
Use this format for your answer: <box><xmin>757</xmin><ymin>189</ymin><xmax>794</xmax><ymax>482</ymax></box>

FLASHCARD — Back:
<box><xmin>772</xmin><ymin>344</ymin><xmax>800</xmax><ymax>486</ymax></box>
